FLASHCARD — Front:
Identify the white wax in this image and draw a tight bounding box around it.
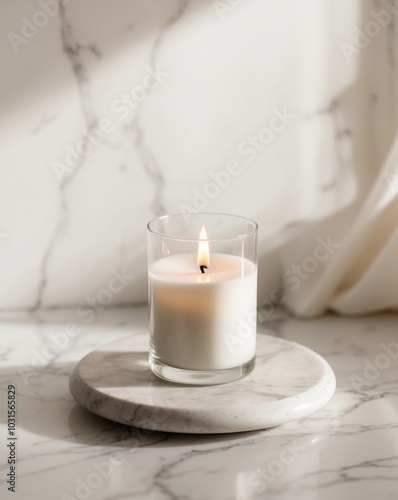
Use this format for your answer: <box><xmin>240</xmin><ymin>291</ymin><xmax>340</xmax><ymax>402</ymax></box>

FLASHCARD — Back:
<box><xmin>149</xmin><ymin>253</ymin><xmax>257</xmax><ymax>370</ymax></box>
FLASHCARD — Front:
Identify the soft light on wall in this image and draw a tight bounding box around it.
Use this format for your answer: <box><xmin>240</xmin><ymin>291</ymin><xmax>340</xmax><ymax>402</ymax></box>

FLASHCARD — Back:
<box><xmin>0</xmin><ymin>0</ymin><xmax>397</xmax><ymax>317</ymax></box>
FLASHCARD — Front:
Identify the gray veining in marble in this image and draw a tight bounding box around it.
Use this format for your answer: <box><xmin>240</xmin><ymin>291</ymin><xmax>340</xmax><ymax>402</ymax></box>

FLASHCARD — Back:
<box><xmin>2</xmin><ymin>0</ymin><xmax>397</xmax><ymax>310</ymax></box>
<box><xmin>1</xmin><ymin>307</ymin><xmax>398</xmax><ymax>499</ymax></box>
<box><xmin>69</xmin><ymin>333</ymin><xmax>336</xmax><ymax>433</ymax></box>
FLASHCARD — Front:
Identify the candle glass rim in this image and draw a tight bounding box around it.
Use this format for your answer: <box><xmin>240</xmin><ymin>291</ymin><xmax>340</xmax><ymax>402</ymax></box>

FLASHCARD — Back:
<box><xmin>147</xmin><ymin>212</ymin><xmax>258</xmax><ymax>242</ymax></box>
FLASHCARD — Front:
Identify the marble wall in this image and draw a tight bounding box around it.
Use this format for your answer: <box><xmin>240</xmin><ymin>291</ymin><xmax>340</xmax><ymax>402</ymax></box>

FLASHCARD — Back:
<box><xmin>1</xmin><ymin>0</ymin><xmax>397</xmax><ymax>310</ymax></box>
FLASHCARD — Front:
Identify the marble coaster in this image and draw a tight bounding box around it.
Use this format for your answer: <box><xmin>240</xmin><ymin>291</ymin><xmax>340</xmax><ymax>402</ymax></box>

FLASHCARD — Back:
<box><xmin>70</xmin><ymin>334</ymin><xmax>336</xmax><ymax>434</ymax></box>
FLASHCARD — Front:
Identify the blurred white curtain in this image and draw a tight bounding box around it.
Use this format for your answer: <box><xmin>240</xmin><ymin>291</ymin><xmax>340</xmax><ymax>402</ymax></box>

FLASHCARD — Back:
<box><xmin>283</xmin><ymin>133</ymin><xmax>398</xmax><ymax>316</ymax></box>
<box><xmin>267</xmin><ymin>0</ymin><xmax>398</xmax><ymax>317</ymax></box>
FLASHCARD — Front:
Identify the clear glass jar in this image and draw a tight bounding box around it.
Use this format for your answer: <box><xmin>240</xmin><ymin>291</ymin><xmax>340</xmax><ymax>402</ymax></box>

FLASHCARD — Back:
<box><xmin>147</xmin><ymin>213</ymin><xmax>258</xmax><ymax>385</ymax></box>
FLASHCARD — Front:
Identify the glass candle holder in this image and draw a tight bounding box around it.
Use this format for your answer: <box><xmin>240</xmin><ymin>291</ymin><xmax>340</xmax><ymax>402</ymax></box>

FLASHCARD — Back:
<box><xmin>147</xmin><ymin>213</ymin><xmax>258</xmax><ymax>385</ymax></box>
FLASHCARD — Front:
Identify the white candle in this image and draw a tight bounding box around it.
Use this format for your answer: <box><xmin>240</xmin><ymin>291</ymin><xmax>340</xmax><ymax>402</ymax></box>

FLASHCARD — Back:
<box><xmin>149</xmin><ymin>252</ymin><xmax>257</xmax><ymax>370</ymax></box>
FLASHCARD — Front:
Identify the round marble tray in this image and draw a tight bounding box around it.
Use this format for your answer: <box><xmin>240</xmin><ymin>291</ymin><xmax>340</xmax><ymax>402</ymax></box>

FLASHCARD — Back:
<box><xmin>69</xmin><ymin>334</ymin><xmax>336</xmax><ymax>434</ymax></box>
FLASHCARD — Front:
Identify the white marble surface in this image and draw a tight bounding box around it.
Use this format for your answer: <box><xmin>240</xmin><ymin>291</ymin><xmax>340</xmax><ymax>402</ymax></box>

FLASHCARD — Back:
<box><xmin>69</xmin><ymin>334</ymin><xmax>336</xmax><ymax>433</ymax></box>
<box><xmin>1</xmin><ymin>306</ymin><xmax>398</xmax><ymax>499</ymax></box>
<box><xmin>1</xmin><ymin>0</ymin><xmax>397</xmax><ymax>310</ymax></box>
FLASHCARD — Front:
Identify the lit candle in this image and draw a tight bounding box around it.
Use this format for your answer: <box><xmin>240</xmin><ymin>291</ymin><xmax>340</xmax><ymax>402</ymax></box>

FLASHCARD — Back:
<box><xmin>147</xmin><ymin>214</ymin><xmax>258</xmax><ymax>384</ymax></box>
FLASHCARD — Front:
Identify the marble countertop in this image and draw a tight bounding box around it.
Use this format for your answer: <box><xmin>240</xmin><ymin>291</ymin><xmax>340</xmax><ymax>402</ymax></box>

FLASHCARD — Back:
<box><xmin>1</xmin><ymin>306</ymin><xmax>397</xmax><ymax>499</ymax></box>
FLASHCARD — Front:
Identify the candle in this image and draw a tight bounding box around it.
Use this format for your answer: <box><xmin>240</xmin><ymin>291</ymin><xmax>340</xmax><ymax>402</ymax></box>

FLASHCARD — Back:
<box><xmin>147</xmin><ymin>213</ymin><xmax>258</xmax><ymax>385</ymax></box>
<box><xmin>150</xmin><ymin>253</ymin><xmax>257</xmax><ymax>370</ymax></box>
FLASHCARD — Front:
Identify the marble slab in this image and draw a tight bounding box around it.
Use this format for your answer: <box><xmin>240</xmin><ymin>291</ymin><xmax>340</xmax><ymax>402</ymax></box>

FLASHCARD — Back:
<box><xmin>2</xmin><ymin>1</ymin><xmax>397</xmax><ymax>310</ymax></box>
<box><xmin>69</xmin><ymin>333</ymin><xmax>336</xmax><ymax>433</ymax></box>
<box><xmin>2</xmin><ymin>307</ymin><xmax>398</xmax><ymax>499</ymax></box>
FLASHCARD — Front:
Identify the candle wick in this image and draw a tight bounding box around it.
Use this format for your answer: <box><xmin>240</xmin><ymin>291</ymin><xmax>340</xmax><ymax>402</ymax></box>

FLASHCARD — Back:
<box><xmin>200</xmin><ymin>265</ymin><xmax>207</xmax><ymax>274</ymax></box>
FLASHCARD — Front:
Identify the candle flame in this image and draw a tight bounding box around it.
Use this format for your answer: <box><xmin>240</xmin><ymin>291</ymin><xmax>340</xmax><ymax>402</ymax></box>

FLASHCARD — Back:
<box><xmin>197</xmin><ymin>225</ymin><xmax>210</xmax><ymax>269</ymax></box>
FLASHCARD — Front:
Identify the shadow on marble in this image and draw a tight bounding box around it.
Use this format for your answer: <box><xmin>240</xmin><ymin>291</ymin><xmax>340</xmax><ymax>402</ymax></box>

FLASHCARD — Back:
<box><xmin>0</xmin><ymin>356</ymin><xmax>338</xmax><ymax>455</ymax></box>
<box><xmin>0</xmin><ymin>360</ymin><xmax>281</xmax><ymax>449</ymax></box>
<box><xmin>68</xmin><ymin>403</ymin><xmax>279</xmax><ymax>448</ymax></box>
<box><xmin>75</xmin><ymin>349</ymin><xmax>203</xmax><ymax>389</ymax></box>
<box><xmin>67</xmin><ymin>404</ymin><xmax>333</xmax><ymax>455</ymax></box>
<box><xmin>8</xmin><ymin>313</ymin><xmax>398</xmax><ymax>449</ymax></box>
